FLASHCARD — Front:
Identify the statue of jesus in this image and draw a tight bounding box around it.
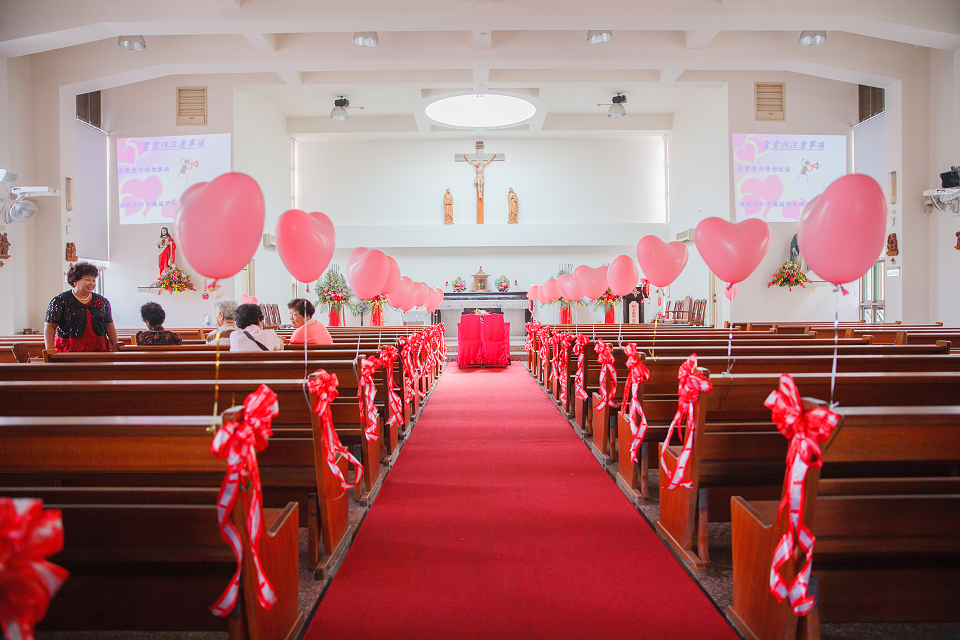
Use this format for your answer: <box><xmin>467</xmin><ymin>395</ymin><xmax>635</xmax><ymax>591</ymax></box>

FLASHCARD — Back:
<box><xmin>464</xmin><ymin>154</ymin><xmax>497</xmax><ymax>200</ymax></box>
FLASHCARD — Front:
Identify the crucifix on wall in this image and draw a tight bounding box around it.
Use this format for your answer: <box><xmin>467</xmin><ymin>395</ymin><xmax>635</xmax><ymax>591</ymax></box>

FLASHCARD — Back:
<box><xmin>455</xmin><ymin>141</ymin><xmax>505</xmax><ymax>224</ymax></box>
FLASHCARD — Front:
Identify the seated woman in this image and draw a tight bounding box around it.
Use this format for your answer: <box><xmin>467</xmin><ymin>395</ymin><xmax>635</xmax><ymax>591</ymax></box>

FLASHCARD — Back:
<box><xmin>230</xmin><ymin>303</ymin><xmax>283</xmax><ymax>352</ymax></box>
<box><xmin>135</xmin><ymin>302</ymin><xmax>183</xmax><ymax>346</ymax></box>
<box><xmin>287</xmin><ymin>298</ymin><xmax>333</xmax><ymax>345</ymax></box>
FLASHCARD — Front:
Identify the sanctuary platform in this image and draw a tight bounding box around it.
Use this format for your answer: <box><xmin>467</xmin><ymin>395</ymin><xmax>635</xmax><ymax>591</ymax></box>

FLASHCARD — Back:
<box><xmin>436</xmin><ymin>292</ymin><xmax>531</xmax><ymax>338</ymax></box>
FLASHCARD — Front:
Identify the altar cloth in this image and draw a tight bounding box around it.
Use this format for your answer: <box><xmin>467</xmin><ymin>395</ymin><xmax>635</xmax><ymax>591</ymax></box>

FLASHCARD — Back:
<box><xmin>457</xmin><ymin>314</ymin><xmax>510</xmax><ymax>367</ymax></box>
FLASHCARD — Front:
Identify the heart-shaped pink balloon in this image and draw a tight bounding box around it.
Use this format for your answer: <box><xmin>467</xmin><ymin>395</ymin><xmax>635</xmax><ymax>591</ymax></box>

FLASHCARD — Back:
<box><xmin>574</xmin><ymin>265</ymin><xmax>609</xmax><ymax>300</ymax></box>
<box><xmin>275</xmin><ymin>209</ymin><xmax>335</xmax><ymax>283</ymax></box>
<box><xmin>537</xmin><ymin>286</ymin><xmax>551</xmax><ymax>305</ymax></box>
<box><xmin>636</xmin><ymin>236</ymin><xmax>688</xmax><ymax>288</ymax></box>
<box><xmin>399</xmin><ymin>276</ymin><xmax>417</xmax><ymax>311</ymax></box>
<box><xmin>387</xmin><ymin>275</ymin><xmax>412</xmax><ymax>310</ymax></box>
<box><xmin>558</xmin><ymin>274</ymin><xmax>584</xmax><ymax>301</ymax></box>
<box><xmin>797</xmin><ymin>174</ymin><xmax>887</xmax><ymax>285</ymax></box>
<box><xmin>607</xmin><ymin>255</ymin><xmax>640</xmax><ymax>296</ymax></box>
<box><xmin>174</xmin><ymin>173</ymin><xmax>264</xmax><ymax>279</ymax></box>
<box><xmin>347</xmin><ymin>248</ymin><xmax>390</xmax><ymax>300</ymax></box>
<box><xmin>240</xmin><ymin>294</ymin><xmax>258</xmax><ymax>305</ymax></box>
<box><xmin>541</xmin><ymin>278</ymin><xmax>561</xmax><ymax>302</ymax></box>
<box><xmin>413</xmin><ymin>282</ymin><xmax>430</xmax><ymax>307</ymax></box>
<box><xmin>695</xmin><ymin>217</ymin><xmax>771</xmax><ymax>284</ymax></box>
<box><xmin>724</xmin><ymin>283</ymin><xmax>738</xmax><ymax>301</ymax></box>
<box><xmin>527</xmin><ymin>285</ymin><xmax>539</xmax><ymax>302</ymax></box>
<box><xmin>381</xmin><ymin>256</ymin><xmax>401</xmax><ymax>295</ymax></box>
<box><xmin>426</xmin><ymin>286</ymin><xmax>443</xmax><ymax>312</ymax></box>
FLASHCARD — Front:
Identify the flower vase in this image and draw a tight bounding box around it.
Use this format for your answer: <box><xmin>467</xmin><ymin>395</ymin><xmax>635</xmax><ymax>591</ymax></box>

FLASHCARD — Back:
<box><xmin>604</xmin><ymin>305</ymin><xmax>616</xmax><ymax>324</ymax></box>
<box><xmin>559</xmin><ymin>304</ymin><xmax>572</xmax><ymax>324</ymax></box>
<box><xmin>371</xmin><ymin>307</ymin><xmax>383</xmax><ymax>326</ymax></box>
<box><xmin>328</xmin><ymin>306</ymin><xmax>342</xmax><ymax>327</ymax></box>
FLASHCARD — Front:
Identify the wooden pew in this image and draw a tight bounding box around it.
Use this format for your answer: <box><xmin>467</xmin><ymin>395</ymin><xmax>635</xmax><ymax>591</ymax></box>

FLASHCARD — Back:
<box><xmin>656</xmin><ymin>371</ymin><xmax>960</xmax><ymax>574</ymax></box>
<box><xmin>0</xmin><ymin>411</ymin><xmax>303</xmax><ymax>638</ymax></box>
<box><xmin>727</xmin><ymin>404</ymin><xmax>960</xmax><ymax>639</ymax></box>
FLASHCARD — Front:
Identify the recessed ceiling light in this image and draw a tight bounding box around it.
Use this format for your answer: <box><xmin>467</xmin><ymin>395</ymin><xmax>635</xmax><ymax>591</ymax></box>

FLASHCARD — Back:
<box><xmin>587</xmin><ymin>30</ymin><xmax>613</xmax><ymax>44</ymax></box>
<box><xmin>353</xmin><ymin>32</ymin><xmax>379</xmax><ymax>46</ymax></box>
<box><xmin>425</xmin><ymin>94</ymin><xmax>536</xmax><ymax>128</ymax></box>
<box><xmin>798</xmin><ymin>30</ymin><xmax>827</xmax><ymax>46</ymax></box>
<box><xmin>117</xmin><ymin>36</ymin><xmax>146</xmax><ymax>50</ymax></box>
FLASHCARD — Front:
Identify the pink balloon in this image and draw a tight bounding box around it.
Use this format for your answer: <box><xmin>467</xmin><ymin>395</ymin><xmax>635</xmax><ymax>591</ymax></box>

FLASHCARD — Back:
<box><xmin>388</xmin><ymin>276</ymin><xmax>413</xmax><ymax>309</ymax></box>
<box><xmin>557</xmin><ymin>274</ymin><xmax>583</xmax><ymax>301</ymax></box>
<box><xmin>240</xmin><ymin>294</ymin><xmax>258</xmax><ymax>305</ymax></box>
<box><xmin>174</xmin><ymin>173</ymin><xmax>264</xmax><ymax>279</ymax></box>
<box><xmin>797</xmin><ymin>175</ymin><xmax>887</xmax><ymax>285</ymax></box>
<box><xmin>275</xmin><ymin>209</ymin><xmax>335</xmax><ymax>283</ymax></box>
<box><xmin>426</xmin><ymin>286</ymin><xmax>443</xmax><ymax>312</ymax></box>
<box><xmin>541</xmin><ymin>278</ymin><xmax>561</xmax><ymax>302</ymax></box>
<box><xmin>414</xmin><ymin>282</ymin><xmax>429</xmax><ymax>307</ymax></box>
<box><xmin>695</xmin><ymin>217</ymin><xmax>771</xmax><ymax>284</ymax></box>
<box><xmin>607</xmin><ymin>255</ymin><xmax>640</xmax><ymax>297</ymax></box>
<box><xmin>527</xmin><ymin>285</ymin><xmax>539</xmax><ymax>301</ymax></box>
<box><xmin>636</xmin><ymin>236</ymin><xmax>688</xmax><ymax>288</ymax></box>
<box><xmin>347</xmin><ymin>249</ymin><xmax>390</xmax><ymax>300</ymax></box>
<box><xmin>574</xmin><ymin>265</ymin><xmax>609</xmax><ymax>300</ymax></box>
<box><xmin>724</xmin><ymin>283</ymin><xmax>738</xmax><ymax>301</ymax></box>
<box><xmin>537</xmin><ymin>286</ymin><xmax>551</xmax><ymax>305</ymax></box>
<box><xmin>381</xmin><ymin>256</ymin><xmax>401</xmax><ymax>295</ymax></box>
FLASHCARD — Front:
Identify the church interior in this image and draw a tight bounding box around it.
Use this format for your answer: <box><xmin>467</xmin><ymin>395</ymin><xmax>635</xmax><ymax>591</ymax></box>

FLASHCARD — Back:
<box><xmin>0</xmin><ymin>1</ymin><xmax>958</xmax><ymax>639</ymax></box>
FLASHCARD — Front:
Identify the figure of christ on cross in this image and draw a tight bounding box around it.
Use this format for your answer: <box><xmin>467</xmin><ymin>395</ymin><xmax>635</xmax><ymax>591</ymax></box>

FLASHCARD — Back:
<box><xmin>464</xmin><ymin>154</ymin><xmax>496</xmax><ymax>200</ymax></box>
<box><xmin>456</xmin><ymin>145</ymin><xmax>504</xmax><ymax>224</ymax></box>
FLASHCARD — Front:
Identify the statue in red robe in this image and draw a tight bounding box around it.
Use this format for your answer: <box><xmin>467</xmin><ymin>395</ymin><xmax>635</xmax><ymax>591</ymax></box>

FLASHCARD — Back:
<box><xmin>157</xmin><ymin>226</ymin><xmax>176</xmax><ymax>275</ymax></box>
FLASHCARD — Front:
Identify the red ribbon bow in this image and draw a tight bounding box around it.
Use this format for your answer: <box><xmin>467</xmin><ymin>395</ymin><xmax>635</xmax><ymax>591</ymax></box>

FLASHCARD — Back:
<box><xmin>572</xmin><ymin>334</ymin><xmax>590</xmax><ymax>402</ymax></box>
<box><xmin>357</xmin><ymin>355</ymin><xmax>381</xmax><ymax>442</ymax></box>
<box><xmin>379</xmin><ymin>346</ymin><xmax>403</xmax><ymax>429</ymax></box>
<box><xmin>308</xmin><ymin>370</ymin><xmax>363</xmax><ymax>493</ymax></box>
<box><xmin>660</xmin><ymin>354</ymin><xmax>713</xmax><ymax>490</ymax></box>
<box><xmin>595</xmin><ymin>338</ymin><xmax>618</xmax><ymax>409</ymax></box>
<box><xmin>548</xmin><ymin>333</ymin><xmax>562</xmax><ymax>383</ymax></box>
<box><xmin>524</xmin><ymin>322</ymin><xmax>540</xmax><ymax>353</ymax></box>
<box><xmin>621</xmin><ymin>343</ymin><xmax>651</xmax><ymax>462</ymax></box>
<box><xmin>764</xmin><ymin>374</ymin><xmax>839</xmax><ymax>616</ymax></box>
<box><xmin>555</xmin><ymin>332</ymin><xmax>575</xmax><ymax>406</ymax></box>
<box><xmin>209</xmin><ymin>384</ymin><xmax>279</xmax><ymax>616</ymax></box>
<box><xmin>0</xmin><ymin>498</ymin><xmax>69</xmax><ymax>640</ymax></box>
<box><xmin>537</xmin><ymin>327</ymin><xmax>550</xmax><ymax>368</ymax></box>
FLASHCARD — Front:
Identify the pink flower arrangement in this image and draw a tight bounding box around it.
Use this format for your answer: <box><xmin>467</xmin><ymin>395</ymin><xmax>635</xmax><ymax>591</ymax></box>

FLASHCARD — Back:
<box><xmin>767</xmin><ymin>260</ymin><xmax>811</xmax><ymax>291</ymax></box>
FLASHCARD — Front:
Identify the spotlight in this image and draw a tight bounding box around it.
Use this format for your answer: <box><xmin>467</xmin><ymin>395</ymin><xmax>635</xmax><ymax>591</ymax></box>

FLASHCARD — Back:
<box><xmin>587</xmin><ymin>30</ymin><xmax>613</xmax><ymax>44</ymax></box>
<box><xmin>329</xmin><ymin>96</ymin><xmax>363</xmax><ymax>121</ymax></box>
<box><xmin>352</xmin><ymin>32</ymin><xmax>379</xmax><ymax>46</ymax></box>
<box><xmin>598</xmin><ymin>94</ymin><xmax>627</xmax><ymax>118</ymax></box>
<box><xmin>117</xmin><ymin>36</ymin><xmax>146</xmax><ymax>50</ymax></box>
<box><xmin>798</xmin><ymin>30</ymin><xmax>827</xmax><ymax>46</ymax></box>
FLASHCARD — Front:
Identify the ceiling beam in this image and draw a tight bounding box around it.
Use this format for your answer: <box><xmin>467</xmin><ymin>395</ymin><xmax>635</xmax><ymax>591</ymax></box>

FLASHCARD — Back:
<box><xmin>685</xmin><ymin>29</ymin><xmax>719</xmax><ymax>50</ymax></box>
<box><xmin>473</xmin><ymin>30</ymin><xmax>492</xmax><ymax>49</ymax></box>
<box><xmin>277</xmin><ymin>70</ymin><xmax>301</xmax><ymax>85</ymax></box>
<box><xmin>212</xmin><ymin>0</ymin><xmax>242</xmax><ymax>7</ymax></box>
<box><xmin>243</xmin><ymin>33</ymin><xmax>277</xmax><ymax>52</ymax></box>
<box><xmin>659</xmin><ymin>69</ymin><xmax>683</xmax><ymax>83</ymax></box>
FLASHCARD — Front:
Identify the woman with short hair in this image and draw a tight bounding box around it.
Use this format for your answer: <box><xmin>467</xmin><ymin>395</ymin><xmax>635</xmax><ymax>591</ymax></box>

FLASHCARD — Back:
<box><xmin>44</xmin><ymin>262</ymin><xmax>119</xmax><ymax>352</ymax></box>
<box><xmin>206</xmin><ymin>299</ymin><xmax>238</xmax><ymax>345</ymax></box>
<box><xmin>230</xmin><ymin>303</ymin><xmax>284</xmax><ymax>352</ymax></box>
<box><xmin>135</xmin><ymin>302</ymin><xmax>183</xmax><ymax>346</ymax></box>
<box><xmin>287</xmin><ymin>298</ymin><xmax>333</xmax><ymax>345</ymax></box>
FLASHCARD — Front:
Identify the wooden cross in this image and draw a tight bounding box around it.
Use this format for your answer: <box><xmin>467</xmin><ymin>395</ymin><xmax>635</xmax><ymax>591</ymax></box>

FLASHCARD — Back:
<box><xmin>455</xmin><ymin>141</ymin><xmax>505</xmax><ymax>224</ymax></box>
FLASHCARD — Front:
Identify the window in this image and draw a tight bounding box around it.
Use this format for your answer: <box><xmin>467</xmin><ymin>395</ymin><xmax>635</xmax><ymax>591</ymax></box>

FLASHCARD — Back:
<box><xmin>858</xmin><ymin>85</ymin><xmax>884</xmax><ymax>123</ymax></box>
<box><xmin>859</xmin><ymin>261</ymin><xmax>885</xmax><ymax>322</ymax></box>
<box><xmin>76</xmin><ymin>91</ymin><xmax>101</xmax><ymax>129</ymax></box>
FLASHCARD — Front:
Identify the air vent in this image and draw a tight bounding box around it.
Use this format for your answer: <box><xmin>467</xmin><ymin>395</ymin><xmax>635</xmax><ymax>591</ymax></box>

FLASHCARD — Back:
<box><xmin>755</xmin><ymin>82</ymin><xmax>785</xmax><ymax>121</ymax></box>
<box><xmin>76</xmin><ymin>91</ymin><xmax>101</xmax><ymax>129</ymax></box>
<box><xmin>177</xmin><ymin>86</ymin><xmax>207</xmax><ymax>126</ymax></box>
<box><xmin>675</xmin><ymin>228</ymin><xmax>695</xmax><ymax>244</ymax></box>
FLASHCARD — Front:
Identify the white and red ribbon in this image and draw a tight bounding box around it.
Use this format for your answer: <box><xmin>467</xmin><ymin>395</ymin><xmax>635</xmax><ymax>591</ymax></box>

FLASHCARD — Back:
<box><xmin>621</xmin><ymin>343</ymin><xmax>651</xmax><ymax>462</ymax></box>
<box><xmin>556</xmin><ymin>332</ymin><xmax>575</xmax><ymax>406</ymax></box>
<box><xmin>573</xmin><ymin>334</ymin><xmax>590</xmax><ymax>402</ymax></box>
<box><xmin>659</xmin><ymin>354</ymin><xmax>713</xmax><ymax>490</ymax></box>
<box><xmin>537</xmin><ymin>327</ymin><xmax>550</xmax><ymax>372</ymax></box>
<box><xmin>548</xmin><ymin>332</ymin><xmax>562</xmax><ymax>384</ymax></box>
<box><xmin>595</xmin><ymin>338</ymin><xmax>618</xmax><ymax>409</ymax></box>
<box><xmin>357</xmin><ymin>356</ymin><xmax>381</xmax><ymax>442</ymax></box>
<box><xmin>765</xmin><ymin>373</ymin><xmax>839</xmax><ymax>616</ymax></box>
<box><xmin>0</xmin><ymin>498</ymin><xmax>69</xmax><ymax>640</ymax></box>
<box><xmin>209</xmin><ymin>384</ymin><xmax>279</xmax><ymax>616</ymax></box>
<box><xmin>524</xmin><ymin>322</ymin><xmax>540</xmax><ymax>354</ymax></box>
<box><xmin>379</xmin><ymin>345</ymin><xmax>403</xmax><ymax>429</ymax></box>
<box><xmin>308</xmin><ymin>370</ymin><xmax>363</xmax><ymax>492</ymax></box>
<box><xmin>398</xmin><ymin>336</ymin><xmax>416</xmax><ymax>405</ymax></box>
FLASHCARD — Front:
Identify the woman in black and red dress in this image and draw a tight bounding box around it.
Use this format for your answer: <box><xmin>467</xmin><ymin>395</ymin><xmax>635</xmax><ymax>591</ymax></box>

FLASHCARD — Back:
<box><xmin>44</xmin><ymin>262</ymin><xmax>119</xmax><ymax>352</ymax></box>
<box><xmin>135</xmin><ymin>302</ymin><xmax>183</xmax><ymax>346</ymax></box>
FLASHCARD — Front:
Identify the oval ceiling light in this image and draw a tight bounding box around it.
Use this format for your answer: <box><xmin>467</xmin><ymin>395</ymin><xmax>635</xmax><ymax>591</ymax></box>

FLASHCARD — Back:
<box><xmin>117</xmin><ymin>36</ymin><xmax>146</xmax><ymax>50</ymax></box>
<box><xmin>425</xmin><ymin>94</ymin><xmax>536</xmax><ymax>128</ymax></box>
<box><xmin>587</xmin><ymin>30</ymin><xmax>613</xmax><ymax>44</ymax></box>
<box><xmin>353</xmin><ymin>31</ymin><xmax>379</xmax><ymax>46</ymax></box>
<box><xmin>798</xmin><ymin>30</ymin><xmax>827</xmax><ymax>45</ymax></box>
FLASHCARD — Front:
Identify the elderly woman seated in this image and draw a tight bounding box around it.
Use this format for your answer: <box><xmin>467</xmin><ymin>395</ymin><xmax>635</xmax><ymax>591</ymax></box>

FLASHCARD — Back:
<box><xmin>230</xmin><ymin>303</ymin><xmax>283</xmax><ymax>352</ymax></box>
<box><xmin>206</xmin><ymin>299</ymin><xmax>238</xmax><ymax>346</ymax></box>
<box><xmin>135</xmin><ymin>302</ymin><xmax>183</xmax><ymax>346</ymax></box>
<box><xmin>286</xmin><ymin>298</ymin><xmax>333</xmax><ymax>345</ymax></box>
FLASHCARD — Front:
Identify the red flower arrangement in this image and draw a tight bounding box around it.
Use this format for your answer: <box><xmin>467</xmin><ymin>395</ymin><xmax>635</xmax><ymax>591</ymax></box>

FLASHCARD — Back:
<box><xmin>767</xmin><ymin>260</ymin><xmax>811</xmax><ymax>291</ymax></box>
<box><xmin>153</xmin><ymin>266</ymin><xmax>196</xmax><ymax>297</ymax></box>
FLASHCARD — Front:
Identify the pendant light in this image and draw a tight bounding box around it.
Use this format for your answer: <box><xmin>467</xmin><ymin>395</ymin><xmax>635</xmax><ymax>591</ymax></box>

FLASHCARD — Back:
<box><xmin>798</xmin><ymin>31</ymin><xmax>827</xmax><ymax>45</ymax></box>
<box><xmin>117</xmin><ymin>36</ymin><xmax>146</xmax><ymax>50</ymax></box>
<box><xmin>587</xmin><ymin>30</ymin><xmax>613</xmax><ymax>44</ymax></box>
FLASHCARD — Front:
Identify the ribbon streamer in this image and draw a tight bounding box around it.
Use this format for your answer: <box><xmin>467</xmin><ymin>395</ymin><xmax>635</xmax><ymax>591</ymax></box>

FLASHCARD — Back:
<box><xmin>573</xmin><ymin>333</ymin><xmax>590</xmax><ymax>402</ymax></box>
<box><xmin>621</xmin><ymin>343</ymin><xmax>651</xmax><ymax>462</ymax></box>
<box><xmin>209</xmin><ymin>384</ymin><xmax>279</xmax><ymax>616</ymax></box>
<box><xmin>357</xmin><ymin>355</ymin><xmax>381</xmax><ymax>442</ymax></box>
<box><xmin>0</xmin><ymin>498</ymin><xmax>69</xmax><ymax>640</ymax></box>
<box><xmin>659</xmin><ymin>354</ymin><xmax>713</xmax><ymax>490</ymax></box>
<box><xmin>556</xmin><ymin>332</ymin><xmax>575</xmax><ymax>406</ymax></box>
<box><xmin>378</xmin><ymin>345</ymin><xmax>403</xmax><ymax>429</ymax></box>
<box><xmin>308</xmin><ymin>370</ymin><xmax>363</xmax><ymax>492</ymax></box>
<box><xmin>595</xmin><ymin>338</ymin><xmax>618</xmax><ymax>409</ymax></box>
<box><xmin>764</xmin><ymin>374</ymin><xmax>839</xmax><ymax>615</ymax></box>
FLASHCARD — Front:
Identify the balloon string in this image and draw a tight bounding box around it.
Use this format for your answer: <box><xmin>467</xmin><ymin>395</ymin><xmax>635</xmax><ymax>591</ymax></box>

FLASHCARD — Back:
<box><xmin>726</xmin><ymin>288</ymin><xmax>735</xmax><ymax>374</ymax></box>
<box><xmin>208</xmin><ymin>328</ymin><xmax>222</xmax><ymax>434</ymax></box>
<box><xmin>830</xmin><ymin>286</ymin><xmax>840</xmax><ymax>407</ymax></box>
<box><xmin>647</xmin><ymin>317</ymin><xmax>659</xmax><ymax>362</ymax></box>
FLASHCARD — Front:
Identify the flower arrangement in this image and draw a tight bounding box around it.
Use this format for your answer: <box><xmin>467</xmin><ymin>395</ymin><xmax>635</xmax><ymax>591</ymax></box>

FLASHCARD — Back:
<box><xmin>153</xmin><ymin>266</ymin><xmax>196</xmax><ymax>297</ymax></box>
<box><xmin>365</xmin><ymin>293</ymin><xmax>387</xmax><ymax>312</ymax></box>
<box><xmin>315</xmin><ymin>265</ymin><xmax>355</xmax><ymax>312</ymax></box>
<box><xmin>593</xmin><ymin>289</ymin><xmax>622</xmax><ymax>309</ymax></box>
<box><xmin>495</xmin><ymin>275</ymin><xmax>510</xmax><ymax>293</ymax></box>
<box><xmin>452</xmin><ymin>277</ymin><xmax>466</xmax><ymax>293</ymax></box>
<box><xmin>767</xmin><ymin>260</ymin><xmax>811</xmax><ymax>291</ymax></box>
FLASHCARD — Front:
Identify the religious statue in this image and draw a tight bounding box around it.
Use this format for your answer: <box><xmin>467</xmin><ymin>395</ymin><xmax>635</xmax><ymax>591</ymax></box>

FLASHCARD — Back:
<box><xmin>0</xmin><ymin>232</ymin><xmax>10</xmax><ymax>259</ymax></box>
<box><xmin>157</xmin><ymin>226</ymin><xmax>176</xmax><ymax>275</ymax></box>
<box><xmin>789</xmin><ymin>233</ymin><xmax>808</xmax><ymax>273</ymax></box>
<box><xmin>885</xmin><ymin>233</ymin><xmax>899</xmax><ymax>256</ymax></box>
<box><xmin>955</xmin><ymin>231</ymin><xmax>960</xmax><ymax>251</ymax></box>
<box><xmin>508</xmin><ymin>188</ymin><xmax>518</xmax><ymax>224</ymax></box>
<box><xmin>444</xmin><ymin>188</ymin><xmax>454</xmax><ymax>224</ymax></box>
<box><xmin>464</xmin><ymin>153</ymin><xmax>497</xmax><ymax>200</ymax></box>
<box><xmin>65</xmin><ymin>242</ymin><xmax>77</xmax><ymax>262</ymax></box>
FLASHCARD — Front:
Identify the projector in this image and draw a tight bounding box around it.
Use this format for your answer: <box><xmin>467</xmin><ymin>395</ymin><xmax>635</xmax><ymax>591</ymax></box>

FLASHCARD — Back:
<box><xmin>10</xmin><ymin>186</ymin><xmax>60</xmax><ymax>197</ymax></box>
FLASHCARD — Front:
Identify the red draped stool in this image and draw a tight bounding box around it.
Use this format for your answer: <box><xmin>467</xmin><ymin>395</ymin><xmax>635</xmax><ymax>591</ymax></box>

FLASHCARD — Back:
<box><xmin>481</xmin><ymin>313</ymin><xmax>511</xmax><ymax>367</ymax></box>
<box><xmin>456</xmin><ymin>313</ymin><xmax>483</xmax><ymax>367</ymax></box>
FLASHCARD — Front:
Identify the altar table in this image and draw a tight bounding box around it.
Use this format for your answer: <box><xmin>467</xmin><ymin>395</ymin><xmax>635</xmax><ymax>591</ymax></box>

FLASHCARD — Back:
<box><xmin>457</xmin><ymin>313</ymin><xmax>510</xmax><ymax>367</ymax></box>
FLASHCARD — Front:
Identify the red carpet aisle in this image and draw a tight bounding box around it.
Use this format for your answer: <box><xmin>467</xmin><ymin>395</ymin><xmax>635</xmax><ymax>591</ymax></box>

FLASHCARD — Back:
<box><xmin>304</xmin><ymin>365</ymin><xmax>739</xmax><ymax>640</ymax></box>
